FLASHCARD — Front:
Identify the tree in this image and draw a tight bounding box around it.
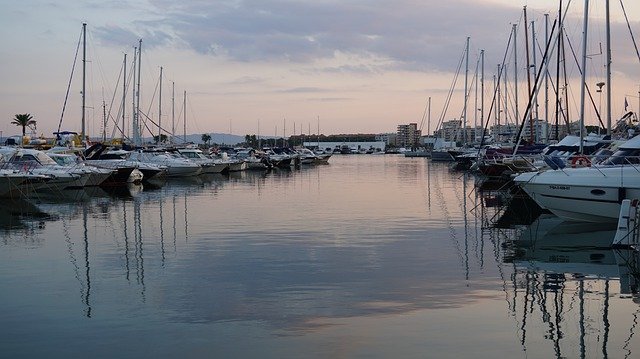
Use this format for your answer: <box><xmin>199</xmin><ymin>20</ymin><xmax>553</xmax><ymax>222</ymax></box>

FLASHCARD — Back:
<box><xmin>202</xmin><ymin>133</ymin><xmax>212</xmax><ymax>147</ymax></box>
<box><xmin>153</xmin><ymin>134</ymin><xmax>168</xmax><ymax>143</ymax></box>
<box><xmin>11</xmin><ymin>113</ymin><xmax>36</xmax><ymax>138</ymax></box>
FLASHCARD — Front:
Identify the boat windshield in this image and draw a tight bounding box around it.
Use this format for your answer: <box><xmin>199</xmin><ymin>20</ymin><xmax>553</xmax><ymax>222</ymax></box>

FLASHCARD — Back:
<box><xmin>601</xmin><ymin>148</ymin><xmax>640</xmax><ymax>165</ymax></box>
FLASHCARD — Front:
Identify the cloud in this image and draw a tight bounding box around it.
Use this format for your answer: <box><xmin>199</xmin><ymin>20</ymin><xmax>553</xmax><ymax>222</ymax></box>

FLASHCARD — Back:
<box><xmin>90</xmin><ymin>0</ymin><xmax>519</xmax><ymax>70</ymax></box>
<box><xmin>90</xmin><ymin>0</ymin><xmax>640</xmax><ymax>78</ymax></box>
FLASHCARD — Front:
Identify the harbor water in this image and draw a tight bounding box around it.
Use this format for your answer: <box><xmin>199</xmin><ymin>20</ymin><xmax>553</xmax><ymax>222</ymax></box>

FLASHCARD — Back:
<box><xmin>1</xmin><ymin>155</ymin><xmax>639</xmax><ymax>358</ymax></box>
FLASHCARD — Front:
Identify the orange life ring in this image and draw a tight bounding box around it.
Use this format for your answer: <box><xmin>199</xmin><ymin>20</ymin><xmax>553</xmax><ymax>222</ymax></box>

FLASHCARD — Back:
<box><xmin>571</xmin><ymin>155</ymin><xmax>591</xmax><ymax>168</ymax></box>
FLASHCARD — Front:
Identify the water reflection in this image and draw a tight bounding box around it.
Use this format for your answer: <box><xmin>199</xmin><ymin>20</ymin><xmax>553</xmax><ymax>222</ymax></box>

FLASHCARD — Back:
<box><xmin>1</xmin><ymin>157</ymin><xmax>639</xmax><ymax>357</ymax></box>
<box><xmin>501</xmin><ymin>214</ymin><xmax>640</xmax><ymax>358</ymax></box>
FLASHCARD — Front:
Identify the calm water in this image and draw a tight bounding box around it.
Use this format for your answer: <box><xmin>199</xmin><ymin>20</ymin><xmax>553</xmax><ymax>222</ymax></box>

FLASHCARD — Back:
<box><xmin>1</xmin><ymin>155</ymin><xmax>639</xmax><ymax>358</ymax></box>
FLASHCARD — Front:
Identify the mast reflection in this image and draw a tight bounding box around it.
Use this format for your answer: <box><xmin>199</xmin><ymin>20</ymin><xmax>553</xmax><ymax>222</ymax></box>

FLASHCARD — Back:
<box><xmin>501</xmin><ymin>214</ymin><xmax>640</xmax><ymax>358</ymax></box>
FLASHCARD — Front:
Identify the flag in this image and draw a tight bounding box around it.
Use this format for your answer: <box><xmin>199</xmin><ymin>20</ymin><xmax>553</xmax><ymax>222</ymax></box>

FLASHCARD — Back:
<box><xmin>625</xmin><ymin>97</ymin><xmax>629</xmax><ymax>111</ymax></box>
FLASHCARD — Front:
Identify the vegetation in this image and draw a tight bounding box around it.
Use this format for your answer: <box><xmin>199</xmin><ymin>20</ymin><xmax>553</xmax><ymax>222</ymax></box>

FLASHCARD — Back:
<box><xmin>153</xmin><ymin>134</ymin><xmax>168</xmax><ymax>144</ymax></box>
<box><xmin>11</xmin><ymin>113</ymin><xmax>36</xmax><ymax>137</ymax></box>
<box><xmin>201</xmin><ymin>133</ymin><xmax>212</xmax><ymax>147</ymax></box>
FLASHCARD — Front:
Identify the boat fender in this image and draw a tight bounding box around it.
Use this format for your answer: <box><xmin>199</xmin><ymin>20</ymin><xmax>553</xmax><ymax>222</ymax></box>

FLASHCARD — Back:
<box><xmin>571</xmin><ymin>155</ymin><xmax>591</xmax><ymax>168</ymax></box>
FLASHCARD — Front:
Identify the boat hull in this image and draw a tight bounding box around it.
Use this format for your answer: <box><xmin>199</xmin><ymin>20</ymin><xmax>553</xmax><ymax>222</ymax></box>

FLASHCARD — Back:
<box><xmin>515</xmin><ymin>166</ymin><xmax>640</xmax><ymax>223</ymax></box>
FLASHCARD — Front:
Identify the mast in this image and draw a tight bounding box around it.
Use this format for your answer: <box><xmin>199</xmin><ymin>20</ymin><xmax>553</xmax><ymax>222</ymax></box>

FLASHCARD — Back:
<box><xmin>513</xmin><ymin>24</ymin><xmax>519</xmax><ymax>126</ymax></box>
<box><xmin>102</xmin><ymin>99</ymin><xmax>106</xmax><ymax>142</ymax></box>
<box><xmin>503</xmin><ymin>62</ymin><xmax>508</xmax><ymax>127</ymax></box>
<box><xmin>463</xmin><ymin>36</ymin><xmax>470</xmax><ymax>144</ymax></box>
<box><xmin>134</xmin><ymin>39</ymin><xmax>142</xmax><ymax>146</ymax></box>
<box><xmin>524</xmin><ymin>6</ymin><xmax>534</xmax><ymax>143</ymax></box>
<box><xmin>605</xmin><ymin>0</ymin><xmax>612</xmax><ymax>135</ymax></box>
<box><xmin>172</xmin><ymin>82</ymin><xmax>175</xmax><ymax>142</ymax></box>
<box><xmin>579</xmin><ymin>0</ymin><xmax>589</xmax><ymax>154</ymax></box>
<box><xmin>158</xmin><ymin>66</ymin><xmax>163</xmax><ymax>144</ymax></box>
<box><xmin>496</xmin><ymin>65</ymin><xmax>501</xmax><ymax>128</ymax></box>
<box><xmin>555</xmin><ymin>1</ymin><xmax>563</xmax><ymax>141</ymax></box>
<box><xmin>132</xmin><ymin>46</ymin><xmax>137</xmax><ymax>143</ymax></box>
<box><xmin>122</xmin><ymin>53</ymin><xmax>127</xmax><ymax>140</ymax></box>
<box><xmin>474</xmin><ymin>59</ymin><xmax>478</xmax><ymax>142</ymax></box>
<box><xmin>480</xmin><ymin>50</ymin><xmax>485</xmax><ymax>140</ymax></box>
<box><xmin>427</xmin><ymin>96</ymin><xmax>432</xmax><ymax>140</ymax></box>
<box><xmin>545</xmin><ymin>13</ymin><xmax>550</xmax><ymax>140</ymax></box>
<box><xmin>81</xmin><ymin>23</ymin><xmax>86</xmax><ymax>144</ymax></box>
<box><xmin>532</xmin><ymin>20</ymin><xmax>538</xmax><ymax>122</ymax></box>
<box><xmin>183</xmin><ymin>91</ymin><xmax>186</xmax><ymax>143</ymax></box>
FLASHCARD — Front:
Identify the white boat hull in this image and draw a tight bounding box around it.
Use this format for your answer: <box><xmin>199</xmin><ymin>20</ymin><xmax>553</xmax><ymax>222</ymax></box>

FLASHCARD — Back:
<box><xmin>515</xmin><ymin>166</ymin><xmax>640</xmax><ymax>223</ymax></box>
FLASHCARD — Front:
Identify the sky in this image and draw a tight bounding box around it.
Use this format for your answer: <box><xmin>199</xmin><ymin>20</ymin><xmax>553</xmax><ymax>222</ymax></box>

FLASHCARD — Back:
<box><xmin>1</xmin><ymin>0</ymin><xmax>640</xmax><ymax>139</ymax></box>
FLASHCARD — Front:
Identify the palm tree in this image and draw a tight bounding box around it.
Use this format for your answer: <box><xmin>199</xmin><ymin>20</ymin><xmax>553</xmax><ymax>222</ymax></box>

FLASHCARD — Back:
<box><xmin>201</xmin><ymin>133</ymin><xmax>212</xmax><ymax>147</ymax></box>
<box><xmin>11</xmin><ymin>113</ymin><xmax>36</xmax><ymax>138</ymax></box>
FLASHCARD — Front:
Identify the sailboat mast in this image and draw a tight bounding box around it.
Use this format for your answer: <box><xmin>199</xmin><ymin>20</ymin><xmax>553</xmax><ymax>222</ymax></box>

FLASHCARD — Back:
<box><xmin>513</xmin><ymin>24</ymin><xmax>519</xmax><ymax>126</ymax></box>
<box><xmin>496</xmin><ymin>65</ymin><xmax>501</xmax><ymax>127</ymax></box>
<box><xmin>122</xmin><ymin>53</ymin><xmax>127</xmax><ymax>140</ymax></box>
<box><xmin>463</xmin><ymin>37</ymin><xmax>470</xmax><ymax>144</ymax></box>
<box><xmin>532</xmin><ymin>20</ymin><xmax>538</xmax><ymax>122</ymax></box>
<box><xmin>102</xmin><ymin>99</ymin><xmax>106</xmax><ymax>142</ymax></box>
<box><xmin>158</xmin><ymin>66</ymin><xmax>163</xmax><ymax>144</ymax></box>
<box><xmin>545</xmin><ymin>13</ymin><xmax>550</xmax><ymax>139</ymax></box>
<box><xmin>317</xmin><ymin>115</ymin><xmax>320</xmax><ymax>148</ymax></box>
<box><xmin>132</xmin><ymin>47</ymin><xmax>136</xmax><ymax>143</ymax></box>
<box><xmin>524</xmin><ymin>6</ymin><xmax>534</xmax><ymax>143</ymax></box>
<box><xmin>135</xmin><ymin>39</ymin><xmax>142</xmax><ymax>146</ymax></box>
<box><xmin>427</xmin><ymin>96</ymin><xmax>432</xmax><ymax>141</ymax></box>
<box><xmin>172</xmin><ymin>82</ymin><xmax>175</xmax><ymax>142</ymax></box>
<box><xmin>480</xmin><ymin>50</ymin><xmax>484</xmax><ymax>138</ymax></box>
<box><xmin>183</xmin><ymin>90</ymin><xmax>186</xmax><ymax>143</ymax></box>
<box><xmin>555</xmin><ymin>0</ymin><xmax>563</xmax><ymax>140</ymax></box>
<box><xmin>81</xmin><ymin>23</ymin><xmax>86</xmax><ymax>144</ymax></box>
<box><xmin>474</xmin><ymin>60</ymin><xmax>478</xmax><ymax>141</ymax></box>
<box><xmin>579</xmin><ymin>0</ymin><xmax>589</xmax><ymax>154</ymax></box>
<box><xmin>503</xmin><ymin>62</ymin><xmax>508</xmax><ymax>126</ymax></box>
<box><xmin>605</xmin><ymin>0</ymin><xmax>612</xmax><ymax>135</ymax></box>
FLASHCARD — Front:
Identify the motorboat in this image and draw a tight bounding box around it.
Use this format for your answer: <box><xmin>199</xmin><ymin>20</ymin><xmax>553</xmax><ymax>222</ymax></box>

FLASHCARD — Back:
<box><xmin>234</xmin><ymin>149</ymin><xmax>271</xmax><ymax>170</ymax></box>
<box><xmin>0</xmin><ymin>168</ymin><xmax>50</xmax><ymax>198</ymax></box>
<box><xmin>514</xmin><ymin>135</ymin><xmax>640</xmax><ymax>222</ymax></box>
<box><xmin>47</xmin><ymin>153</ymin><xmax>113</xmax><ymax>187</ymax></box>
<box><xmin>177</xmin><ymin>148</ymin><xmax>229</xmax><ymax>173</ymax></box>
<box><xmin>82</xmin><ymin>145</ymin><xmax>148</xmax><ymax>184</ymax></box>
<box><xmin>128</xmin><ymin>150</ymin><xmax>202</xmax><ymax>177</ymax></box>
<box><xmin>0</xmin><ymin>147</ymin><xmax>89</xmax><ymax>190</ymax></box>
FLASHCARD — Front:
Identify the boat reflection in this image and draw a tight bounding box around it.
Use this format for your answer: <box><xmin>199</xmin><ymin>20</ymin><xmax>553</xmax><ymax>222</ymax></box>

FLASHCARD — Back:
<box><xmin>502</xmin><ymin>215</ymin><xmax>640</xmax><ymax>357</ymax></box>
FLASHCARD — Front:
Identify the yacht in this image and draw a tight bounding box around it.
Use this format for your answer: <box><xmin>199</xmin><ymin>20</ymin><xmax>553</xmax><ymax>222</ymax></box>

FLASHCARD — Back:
<box><xmin>177</xmin><ymin>148</ymin><xmax>229</xmax><ymax>173</ymax></box>
<box><xmin>47</xmin><ymin>153</ymin><xmax>113</xmax><ymax>187</ymax></box>
<box><xmin>513</xmin><ymin>135</ymin><xmax>640</xmax><ymax>222</ymax></box>
<box><xmin>0</xmin><ymin>168</ymin><xmax>50</xmax><ymax>198</ymax></box>
<box><xmin>0</xmin><ymin>147</ymin><xmax>89</xmax><ymax>190</ymax></box>
<box><xmin>128</xmin><ymin>150</ymin><xmax>202</xmax><ymax>177</ymax></box>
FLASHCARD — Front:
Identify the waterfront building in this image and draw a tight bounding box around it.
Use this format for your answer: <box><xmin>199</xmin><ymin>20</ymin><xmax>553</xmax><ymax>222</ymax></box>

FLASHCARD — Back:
<box><xmin>375</xmin><ymin>133</ymin><xmax>397</xmax><ymax>146</ymax></box>
<box><xmin>303</xmin><ymin>141</ymin><xmax>386</xmax><ymax>153</ymax></box>
<box><xmin>396</xmin><ymin>123</ymin><xmax>421</xmax><ymax>148</ymax></box>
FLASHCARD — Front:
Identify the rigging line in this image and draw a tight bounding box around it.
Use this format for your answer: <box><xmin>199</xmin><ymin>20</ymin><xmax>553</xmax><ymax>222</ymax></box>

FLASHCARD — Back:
<box><xmin>57</xmin><ymin>27</ymin><xmax>83</xmax><ymax>134</ymax></box>
<box><xmin>435</xmin><ymin>42</ymin><xmax>467</xmax><ymax>134</ymax></box>
<box><xmin>138</xmin><ymin>71</ymin><xmax>160</xmax><ymax>138</ymax></box>
<box><xmin>619</xmin><ymin>0</ymin><xmax>640</xmax><ymax>64</ymax></box>
<box><xmin>563</xmin><ymin>31</ymin><xmax>606</xmax><ymax>129</ymax></box>
<box><xmin>103</xmin><ymin>61</ymin><xmax>124</xmax><ymax>139</ymax></box>
<box><xmin>477</xmin><ymin>26</ymin><xmax>515</xmax><ymax>152</ymax></box>
<box><xmin>417</xmin><ymin>97</ymin><xmax>429</xmax><ymax>133</ymax></box>
<box><xmin>111</xmin><ymin>55</ymin><xmax>137</xmax><ymax>140</ymax></box>
<box><xmin>512</xmin><ymin>18</ymin><xmax>559</xmax><ymax>154</ymax></box>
